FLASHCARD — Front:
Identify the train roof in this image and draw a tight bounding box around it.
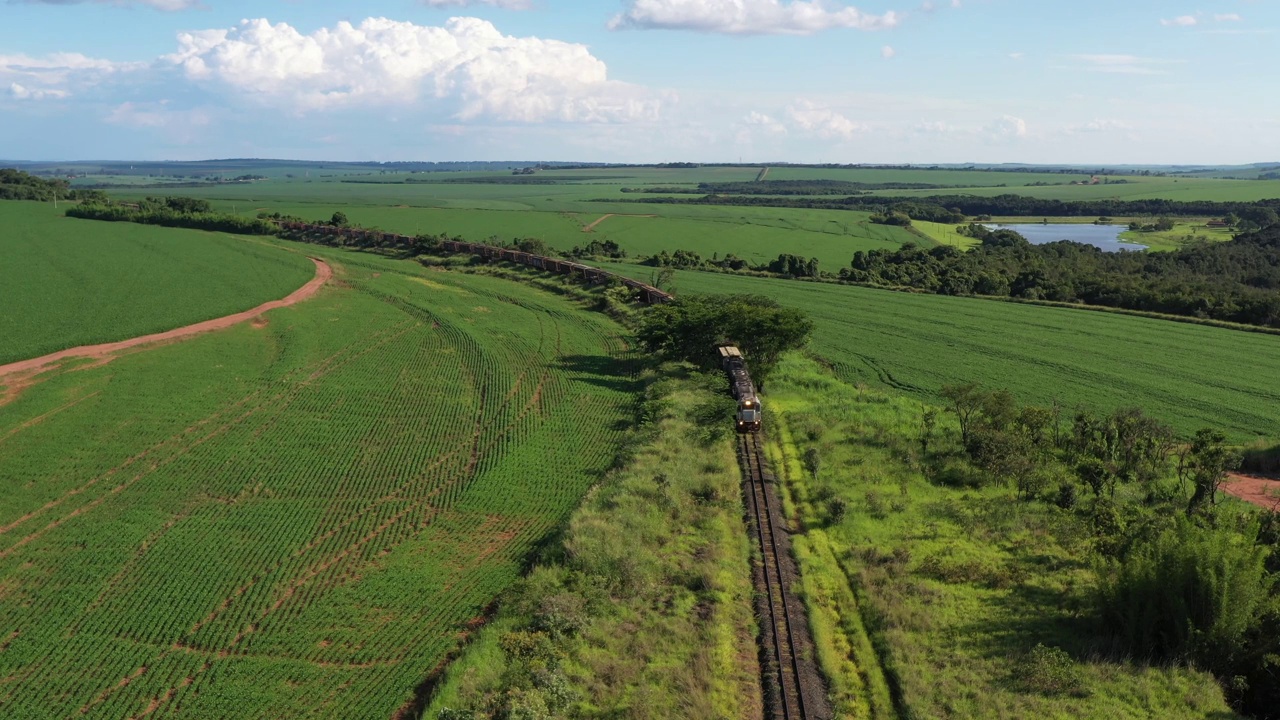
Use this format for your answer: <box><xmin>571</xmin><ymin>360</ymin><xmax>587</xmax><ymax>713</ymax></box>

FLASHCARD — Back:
<box><xmin>718</xmin><ymin>345</ymin><xmax>743</xmax><ymax>359</ymax></box>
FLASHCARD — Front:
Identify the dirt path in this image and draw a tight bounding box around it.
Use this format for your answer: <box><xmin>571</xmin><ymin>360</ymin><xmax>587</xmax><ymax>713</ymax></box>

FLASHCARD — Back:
<box><xmin>581</xmin><ymin>213</ymin><xmax>656</xmax><ymax>232</ymax></box>
<box><xmin>0</xmin><ymin>258</ymin><xmax>332</xmax><ymax>383</ymax></box>
<box><xmin>1223</xmin><ymin>472</ymin><xmax>1280</xmax><ymax>511</ymax></box>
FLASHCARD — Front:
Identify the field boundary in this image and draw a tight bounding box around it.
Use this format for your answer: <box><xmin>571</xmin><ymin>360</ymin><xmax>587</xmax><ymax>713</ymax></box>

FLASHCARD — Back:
<box><xmin>0</xmin><ymin>257</ymin><xmax>331</xmax><ymax>381</ymax></box>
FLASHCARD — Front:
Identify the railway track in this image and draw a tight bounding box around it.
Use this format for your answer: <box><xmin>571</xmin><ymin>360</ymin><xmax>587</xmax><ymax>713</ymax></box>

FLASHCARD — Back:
<box><xmin>738</xmin><ymin>433</ymin><xmax>830</xmax><ymax>720</ymax></box>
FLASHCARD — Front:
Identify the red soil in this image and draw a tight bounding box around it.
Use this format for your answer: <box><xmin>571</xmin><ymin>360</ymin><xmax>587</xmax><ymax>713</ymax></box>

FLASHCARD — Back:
<box><xmin>0</xmin><ymin>257</ymin><xmax>331</xmax><ymax>382</ymax></box>
<box><xmin>1222</xmin><ymin>472</ymin><xmax>1280</xmax><ymax>511</ymax></box>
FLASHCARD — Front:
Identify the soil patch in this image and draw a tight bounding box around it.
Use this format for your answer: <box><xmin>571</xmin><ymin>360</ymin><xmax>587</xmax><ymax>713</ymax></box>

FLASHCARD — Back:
<box><xmin>0</xmin><ymin>258</ymin><xmax>331</xmax><ymax>382</ymax></box>
<box><xmin>1223</xmin><ymin>472</ymin><xmax>1280</xmax><ymax>511</ymax></box>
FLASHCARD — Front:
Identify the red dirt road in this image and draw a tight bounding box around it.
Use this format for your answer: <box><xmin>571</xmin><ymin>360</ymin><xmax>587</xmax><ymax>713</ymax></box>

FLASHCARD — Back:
<box><xmin>0</xmin><ymin>257</ymin><xmax>331</xmax><ymax>382</ymax></box>
<box><xmin>1223</xmin><ymin>472</ymin><xmax>1280</xmax><ymax>511</ymax></box>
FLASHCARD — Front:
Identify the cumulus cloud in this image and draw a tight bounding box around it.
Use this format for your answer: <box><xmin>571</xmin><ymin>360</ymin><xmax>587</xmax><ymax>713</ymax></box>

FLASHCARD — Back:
<box><xmin>609</xmin><ymin>0</ymin><xmax>900</xmax><ymax>35</ymax></box>
<box><xmin>420</xmin><ymin>0</ymin><xmax>533</xmax><ymax>8</ymax></box>
<box><xmin>785</xmin><ymin>101</ymin><xmax>862</xmax><ymax>140</ymax></box>
<box><xmin>881</xmin><ymin>45</ymin><xmax>896</xmax><ymax>59</ymax></box>
<box><xmin>984</xmin><ymin>115</ymin><xmax>1027</xmax><ymax>141</ymax></box>
<box><xmin>165</xmin><ymin>17</ymin><xmax>664</xmax><ymax>122</ymax></box>
<box><xmin>1160</xmin><ymin>14</ymin><xmax>1199</xmax><ymax>27</ymax></box>
<box><xmin>743</xmin><ymin>110</ymin><xmax>787</xmax><ymax>134</ymax></box>
<box><xmin>18</xmin><ymin>0</ymin><xmax>201</xmax><ymax>10</ymax></box>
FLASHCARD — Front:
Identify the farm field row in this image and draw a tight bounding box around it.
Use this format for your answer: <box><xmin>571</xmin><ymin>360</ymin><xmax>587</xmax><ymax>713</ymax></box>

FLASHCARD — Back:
<box><xmin>0</xmin><ymin>240</ymin><xmax>635</xmax><ymax>718</ymax></box>
<box><xmin>0</xmin><ymin>202</ymin><xmax>316</xmax><ymax>365</ymax></box>
<box><xmin>603</xmin><ymin>263</ymin><xmax>1280</xmax><ymax>440</ymax></box>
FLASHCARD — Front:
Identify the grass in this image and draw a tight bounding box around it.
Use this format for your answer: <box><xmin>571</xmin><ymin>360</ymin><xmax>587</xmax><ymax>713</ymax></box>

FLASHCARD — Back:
<box><xmin>603</xmin><ymin>263</ymin><xmax>1280</xmax><ymax>441</ymax></box>
<box><xmin>761</xmin><ymin>354</ymin><xmax>1243</xmax><ymax>719</ymax></box>
<box><xmin>424</xmin><ymin>368</ymin><xmax>761</xmax><ymax>720</ymax></box>
<box><xmin>1118</xmin><ymin>221</ymin><xmax>1237</xmax><ymax>252</ymax></box>
<box><xmin>0</xmin><ymin>241</ymin><xmax>637</xmax><ymax>718</ymax></box>
<box><xmin>0</xmin><ymin>202</ymin><xmax>316</xmax><ymax>365</ymax></box>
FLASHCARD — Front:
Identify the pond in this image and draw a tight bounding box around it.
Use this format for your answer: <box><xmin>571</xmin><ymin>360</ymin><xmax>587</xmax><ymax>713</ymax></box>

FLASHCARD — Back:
<box><xmin>985</xmin><ymin>223</ymin><xmax>1147</xmax><ymax>252</ymax></box>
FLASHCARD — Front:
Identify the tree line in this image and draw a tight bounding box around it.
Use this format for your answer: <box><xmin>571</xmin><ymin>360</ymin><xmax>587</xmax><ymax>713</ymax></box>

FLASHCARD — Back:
<box><xmin>66</xmin><ymin>197</ymin><xmax>279</xmax><ymax>235</ymax></box>
<box><xmin>0</xmin><ymin>168</ymin><xmax>106</xmax><ymax>203</ymax></box>
<box><xmin>842</xmin><ymin>223</ymin><xmax>1280</xmax><ymax>328</ymax></box>
<box><xmin>612</xmin><ymin>191</ymin><xmax>1280</xmax><ymax>223</ymax></box>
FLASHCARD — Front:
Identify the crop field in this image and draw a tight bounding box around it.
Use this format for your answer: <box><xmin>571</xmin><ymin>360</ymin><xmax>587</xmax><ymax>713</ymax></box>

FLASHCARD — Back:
<box><xmin>0</xmin><ymin>242</ymin><xmax>634</xmax><ymax>718</ymax></box>
<box><xmin>0</xmin><ymin>202</ymin><xmax>315</xmax><ymax>365</ymax></box>
<box><xmin>604</xmin><ymin>263</ymin><xmax>1280</xmax><ymax>440</ymax></box>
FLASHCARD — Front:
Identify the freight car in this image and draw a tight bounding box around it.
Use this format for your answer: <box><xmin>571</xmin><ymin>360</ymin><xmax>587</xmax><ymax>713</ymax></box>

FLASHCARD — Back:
<box><xmin>718</xmin><ymin>345</ymin><xmax>762</xmax><ymax>434</ymax></box>
<box><xmin>274</xmin><ymin>222</ymin><xmax>673</xmax><ymax>304</ymax></box>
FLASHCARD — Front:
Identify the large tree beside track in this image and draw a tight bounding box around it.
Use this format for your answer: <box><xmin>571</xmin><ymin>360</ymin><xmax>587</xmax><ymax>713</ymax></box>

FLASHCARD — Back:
<box><xmin>636</xmin><ymin>293</ymin><xmax>813</xmax><ymax>384</ymax></box>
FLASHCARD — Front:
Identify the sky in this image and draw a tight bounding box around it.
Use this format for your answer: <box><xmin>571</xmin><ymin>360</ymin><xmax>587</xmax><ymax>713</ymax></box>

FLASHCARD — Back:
<box><xmin>0</xmin><ymin>0</ymin><xmax>1277</xmax><ymax>164</ymax></box>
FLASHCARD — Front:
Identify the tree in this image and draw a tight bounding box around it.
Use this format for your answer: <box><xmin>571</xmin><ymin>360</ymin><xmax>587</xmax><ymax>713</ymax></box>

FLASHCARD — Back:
<box><xmin>1184</xmin><ymin>429</ymin><xmax>1242</xmax><ymax>516</ymax></box>
<box><xmin>940</xmin><ymin>382</ymin><xmax>984</xmax><ymax>445</ymax></box>
<box><xmin>802</xmin><ymin>448</ymin><xmax>821</xmax><ymax>480</ymax></box>
<box><xmin>635</xmin><ymin>294</ymin><xmax>813</xmax><ymax>385</ymax></box>
<box><xmin>919</xmin><ymin>405</ymin><xmax>939</xmax><ymax>456</ymax></box>
<box><xmin>329</xmin><ymin>211</ymin><xmax>349</xmax><ymax>227</ymax></box>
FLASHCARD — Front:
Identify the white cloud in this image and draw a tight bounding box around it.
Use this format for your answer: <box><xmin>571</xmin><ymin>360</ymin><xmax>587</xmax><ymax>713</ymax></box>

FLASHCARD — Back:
<box><xmin>1069</xmin><ymin>54</ymin><xmax>1176</xmax><ymax>75</ymax></box>
<box><xmin>1160</xmin><ymin>14</ymin><xmax>1199</xmax><ymax>27</ymax></box>
<box><xmin>608</xmin><ymin>0</ymin><xmax>900</xmax><ymax>35</ymax></box>
<box><xmin>8</xmin><ymin>82</ymin><xmax>70</xmax><ymax>100</ymax></box>
<box><xmin>1214</xmin><ymin>13</ymin><xmax>1242</xmax><ymax>22</ymax></box>
<box><xmin>984</xmin><ymin>114</ymin><xmax>1027</xmax><ymax>140</ymax></box>
<box><xmin>881</xmin><ymin>45</ymin><xmax>896</xmax><ymax>59</ymax></box>
<box><xmin>20</xmin><ymin>0</ymin><xmax>201</xmax><ymax>10</ymax></box>
<box><xmin>743</xmin><ymin>110</ymin><xmax>787</xmax><ymax>134</ymax></box>
<box><xmin>1008</xmin><ymin>51</ymin><xmax>1024</xmax><ymax>60</ymax></box>
<box><xmin>420</xmin><ymin>0</ymin><xmax>533</xmax><ymax>8</ymax></box>
<box><xmin>105</xmin><ymin>101</ymin><xmax>211</xmax><ymax>129</ymax></box>
<box><xmin>786</xmin><ymin>101</ymin><xmax>862</xmax><ymax>140</ymax></box>
<box><xmin>166</xmin><ymin>17</ymin><xmax>665</xmax><ymax>122</ymax></box>
<box><xmin>0</xmin><ymin>52</ymin><xmax>142</xmax><ymax>100</ymax></box>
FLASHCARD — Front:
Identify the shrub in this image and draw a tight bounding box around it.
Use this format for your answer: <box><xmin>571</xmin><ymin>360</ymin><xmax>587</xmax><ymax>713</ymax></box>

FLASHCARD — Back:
<box><xmin>1015</xmin><ymin>644</ymin><xmax>1084</xmax><ymax>696</ymax></box>
<box><xmin>1096</xmin><ymin>517</ymin><xmax>1273</xmax><ymax>671</ymax></box>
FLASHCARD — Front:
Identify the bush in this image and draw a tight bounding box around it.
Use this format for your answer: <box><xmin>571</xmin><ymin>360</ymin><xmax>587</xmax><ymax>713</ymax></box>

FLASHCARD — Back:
<box><xmin>1096</xmin><ymin>517</ymin><xmax>1273</xmax><ymax>671</ymax></box>
<box><xmin>1015</xmin><ymin>644</ymin><xmax>1084</xmax><ymax>696</ymax></box>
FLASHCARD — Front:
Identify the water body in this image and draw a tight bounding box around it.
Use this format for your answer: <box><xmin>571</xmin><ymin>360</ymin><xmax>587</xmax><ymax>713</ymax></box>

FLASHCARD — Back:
<box><xmin>985</xmin><ymin>223</ymin><xmax>1147</xmax><ymax>252</ymax></box>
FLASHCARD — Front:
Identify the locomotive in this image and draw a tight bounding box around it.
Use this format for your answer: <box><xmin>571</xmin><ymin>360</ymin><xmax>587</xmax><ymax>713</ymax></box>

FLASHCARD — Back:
<box><xmin>718</xmin><ymin>345</ymin><xmax>762</xmax><ymax>434</ymax></box>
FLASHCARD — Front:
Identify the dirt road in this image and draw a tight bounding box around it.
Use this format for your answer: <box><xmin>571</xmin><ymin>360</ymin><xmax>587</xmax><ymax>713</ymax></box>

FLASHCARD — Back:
<box><xmin>0</xmin><ymin>257</ymin><xmax>331</xmax><ymax>382</ymax></box>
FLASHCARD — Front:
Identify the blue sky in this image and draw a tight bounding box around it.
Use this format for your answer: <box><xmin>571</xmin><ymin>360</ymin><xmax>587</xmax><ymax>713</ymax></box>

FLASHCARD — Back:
<box><xmin>1</xmin><ymin>0</ymin><xmax>1276</xmax><ymax>163</ymax></box>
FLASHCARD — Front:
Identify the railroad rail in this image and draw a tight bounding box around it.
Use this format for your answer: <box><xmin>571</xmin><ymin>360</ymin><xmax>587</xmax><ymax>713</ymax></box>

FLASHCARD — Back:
<box><xmin>738</xmin><ymin>433</ymin><xmax>830</xmax><ymax>720</ymax></box>
<box><xmin>275</xmin><ymin>222</ymin><xmax>673</xmax><ymax>305</ymax></box>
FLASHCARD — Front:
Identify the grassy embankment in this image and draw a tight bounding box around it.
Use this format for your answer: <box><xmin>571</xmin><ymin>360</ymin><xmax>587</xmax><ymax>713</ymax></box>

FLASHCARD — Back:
<box><xmin>761</xmin><ymin>354</ymin><xmax>1245</xmax><ymax>719</ymax></box>
<box><xmin>601</xmin><ymin>263</ymin><xmax>1280</xmax><ymax>441</ymax></box>
<box><xmin>423</xmin><ymin>369</ymin><xmax>762</xmax><ymax>719</ymax></box>
<box><xmin>0</xmin><ymin>201</ymin><xmax>314</xmax><ymax>364</ymax></box>
<box><xmin>0</xmin><ymin>240</ymin><xmax>641</xmax><ymax>718</ymax></box>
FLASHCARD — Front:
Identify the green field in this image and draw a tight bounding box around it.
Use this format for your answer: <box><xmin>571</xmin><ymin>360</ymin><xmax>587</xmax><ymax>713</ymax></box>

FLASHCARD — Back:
<box><xmin>0</xmin><ymin>202</ymin><xmax>315</xmax><ymax>365</ymax></box>
<box><xmin>604</xmin><ymin>264</ymin><xmax>1280</xmax><ymax>440</ymax></box>
<box><xmin>762</xmin><ymin>355</ymin><xmax>1240</xmax><ymax>719</ymax></box>
<box><xmin>0</xmin><ymin>241</ymin><xmax>635</xmax><ymax>718</ymax></box>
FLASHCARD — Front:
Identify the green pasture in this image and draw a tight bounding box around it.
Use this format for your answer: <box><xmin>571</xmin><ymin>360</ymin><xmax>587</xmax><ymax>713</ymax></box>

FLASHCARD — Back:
<box><xmin>762</xmin><ymin>355</ymin><xmax>1240</xmax><ymax>719</ymax></box>
<box><xmin>605</xmin><ymin>264</ymin><xmax>1280</xmax><ymax>440</ymax></box>
<box><xmin>0</xmin><ymin>202</ymin><xmax>315</xmax><ymax>365</ymax></box>
<box><xmin>0</xmin><ymin>242</ymin><xmax>634</xmax><ymax>718</ymax></box>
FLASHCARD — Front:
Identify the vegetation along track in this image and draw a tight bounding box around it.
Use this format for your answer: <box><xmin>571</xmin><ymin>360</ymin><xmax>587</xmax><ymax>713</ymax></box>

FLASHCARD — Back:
<box><xmin>738</xmin><ymin>433</ymin><xmax>831</xmax><ymax>720</ymax></box>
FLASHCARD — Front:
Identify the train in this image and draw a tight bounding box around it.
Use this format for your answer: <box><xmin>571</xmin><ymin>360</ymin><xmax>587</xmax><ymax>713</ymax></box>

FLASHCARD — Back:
<box><xmin>719</xmin><ymin>345</ymin><xmax>762</xmax><ymax>434</ymax></box>
<box><xmin>275</xmin><ymin>222</ymin><xmax>673</xmax><ymax>305</ymax></box>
